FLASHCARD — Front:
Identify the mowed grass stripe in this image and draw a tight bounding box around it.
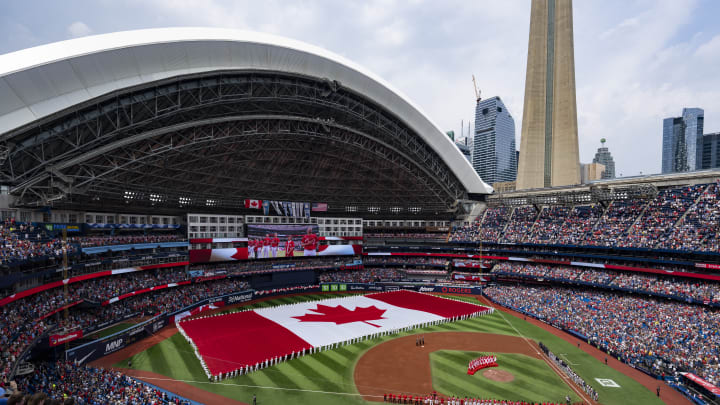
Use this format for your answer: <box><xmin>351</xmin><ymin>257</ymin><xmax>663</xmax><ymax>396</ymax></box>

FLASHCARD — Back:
<box><xmin>249</xmin><ymin>364</ymin><xmax>303</xmax><ymax>391</ymax></box>
<box><xmin>117</xmin><ymin>292</ymin><xmax>665</xmax><ymax>405</ymax></box>
<box><xmin>283</xmin><ymin>357</ymin><xmax>343</xmax><ymax>392</ymax></box>
<box><xmin>311</xmin><ymin>351</ymin><xmax>350</xmax><ymax>376</ymax></box>
<box><xmin>431</xmin><ymin>351</ymin><xmax>581</xmax><ymax>403</ymax></box>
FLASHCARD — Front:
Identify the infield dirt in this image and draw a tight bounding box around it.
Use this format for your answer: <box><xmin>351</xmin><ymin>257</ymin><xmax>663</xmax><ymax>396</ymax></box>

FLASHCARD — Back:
<box><xmin>353</xmin><ymin>332</ymin><xmax>544</xmax><ymax>401</ymax></box>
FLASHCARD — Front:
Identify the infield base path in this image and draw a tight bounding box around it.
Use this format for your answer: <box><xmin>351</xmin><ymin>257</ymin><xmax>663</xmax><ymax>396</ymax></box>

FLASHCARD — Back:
<box><xmin>354</xmin><ymin>332</ymin><xmax>542</xmax><ymax>401</ymax></box>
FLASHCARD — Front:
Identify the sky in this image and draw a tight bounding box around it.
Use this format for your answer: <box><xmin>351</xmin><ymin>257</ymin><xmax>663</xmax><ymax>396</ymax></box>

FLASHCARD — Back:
<box><xmin>2</xmin><ymin>0</ymin><xmax>720</xmax><ymax>177</ymax></box>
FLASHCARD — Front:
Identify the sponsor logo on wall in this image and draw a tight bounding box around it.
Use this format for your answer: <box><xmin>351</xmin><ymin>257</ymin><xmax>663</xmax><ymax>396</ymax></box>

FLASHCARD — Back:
<box><xmin>439</xmin><ymin>286</ymin><xmax>478</xmax><ymax>294</ymax></box>
<box><xmin>104</xmin><ymin>339</ymin><xmax>124</xmax><ymax>354</ymax></box>
<box><xmin>226</xmin><ymin>292</ymin><xmax>253</xmax><ymax>304</ymax></box>
<box><xmin>128</xmin><ymin>326</ymin><xmax>145</xmax><ymax>337</ymax></box>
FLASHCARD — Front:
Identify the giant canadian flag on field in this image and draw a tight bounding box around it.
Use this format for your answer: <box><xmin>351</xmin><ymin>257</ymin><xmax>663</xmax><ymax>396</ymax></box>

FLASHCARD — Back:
<box><xmin>177</xmin><ymin>290</ymin><xmax>492</xmax><ymax>377</ymax></box>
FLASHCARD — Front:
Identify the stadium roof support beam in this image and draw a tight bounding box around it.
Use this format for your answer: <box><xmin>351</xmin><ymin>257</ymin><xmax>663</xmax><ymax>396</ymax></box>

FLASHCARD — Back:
<box><xmin>0</xmin><ymin>28</ymin><xmax>493</xmax><ymax>214</ymax></box>
<box><xmin>1</xmin><ymin>72</ymin><xmax>472</xmax><ymax>212</ymax></box>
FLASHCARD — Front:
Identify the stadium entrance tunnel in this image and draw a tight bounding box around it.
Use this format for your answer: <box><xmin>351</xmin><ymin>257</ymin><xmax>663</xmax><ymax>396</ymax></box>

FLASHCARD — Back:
<box><xmin>0</xmin><ymin>29</ymin><xmax>491</xmax><ymax>214</ymax></box>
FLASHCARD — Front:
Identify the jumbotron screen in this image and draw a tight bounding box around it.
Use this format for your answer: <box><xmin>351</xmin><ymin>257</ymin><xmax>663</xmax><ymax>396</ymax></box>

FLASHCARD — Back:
<box><xmin>189</xmin><ymin>224</ymin><xmax>361</xmax><ymax>263</ymax></box>
<box><xmin>247</xmin><ymin>224</ymin><xmax>323</xmax><ymax>259</ymax></box>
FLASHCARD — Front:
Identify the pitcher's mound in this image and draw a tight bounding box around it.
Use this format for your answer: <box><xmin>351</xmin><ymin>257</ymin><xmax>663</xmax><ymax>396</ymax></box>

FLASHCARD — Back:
<box><xmin>482</xmin><ymin>369</ymin><xmax>514</xmax><ymax>383</ymax></box>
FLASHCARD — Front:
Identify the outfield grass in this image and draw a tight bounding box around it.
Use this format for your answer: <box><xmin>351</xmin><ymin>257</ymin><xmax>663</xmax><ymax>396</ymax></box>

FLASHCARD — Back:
<box><xmin>430</xmin><ymin>351</ymin><xmax>581</xmax><ymax>403</ymax></box>
<box><xmin>89</xmin><ymin>322</ymin><xmax>136</xmax><ymax>339</ymax></box>
<box><xmin>116</xmin><ymin>293</ymin><xmax>664</xmax><ymax>405</ymax></box>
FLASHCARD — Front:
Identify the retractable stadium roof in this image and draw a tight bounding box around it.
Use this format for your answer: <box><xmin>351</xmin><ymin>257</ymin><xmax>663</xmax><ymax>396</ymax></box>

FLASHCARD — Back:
<box><xmin>0</xmin><ymin>28</ymin><xmax>492</xmax><ymax>214</ymax></box>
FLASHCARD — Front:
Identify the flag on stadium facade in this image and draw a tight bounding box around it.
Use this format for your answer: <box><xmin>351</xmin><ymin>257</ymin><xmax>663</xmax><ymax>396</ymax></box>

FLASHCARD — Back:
<box><xmin>311</xmin><ymin>203</ymin><xmax>328</xmax><ymax>212</ymax></box>
<box><xmin>304</xmin><ymin>203</ymin><xmax>311</xmax><ymax>218</ymax></box>
<box><xmin>271</xmin><ymin>201</ymin><xmax>283</xmax><ymax>215</ymax></box>
<box><xmin>262</xmin><ymin>200</ymin><xmax>270</xmax><ymax>216</ymax></box>
<box><xmin>177</xmin><ymin>290</ymin><xmax>492</xmax><ymax>377</ymax></box>
<box><xmin>244</xmin><ymin>199</ymin><xmax>262</xmax><ymax>209</ymax></box>
<box><xmin>282</xmin><ymin>201</ymin><xmax>291</xmax><ymax>216</ymax></box>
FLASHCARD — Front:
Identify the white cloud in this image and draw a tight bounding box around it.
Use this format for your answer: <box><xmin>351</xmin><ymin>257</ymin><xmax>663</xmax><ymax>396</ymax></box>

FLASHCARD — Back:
<box><xmin>67</xmin><ymin>21</ymin><xmax>93</xmax><ymax>38</ymax></box>
<box><xmin>599</xmin><ymin>17</ymin><xmax>639</xmax><ymax>40</ymax></box>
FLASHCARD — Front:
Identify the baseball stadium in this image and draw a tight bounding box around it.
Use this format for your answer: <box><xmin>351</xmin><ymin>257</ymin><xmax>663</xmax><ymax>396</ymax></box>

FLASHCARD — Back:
<box><xmin>0</xmin><ymin>21</ymin><xmax>719</xmax><ymax>405</ymax></box>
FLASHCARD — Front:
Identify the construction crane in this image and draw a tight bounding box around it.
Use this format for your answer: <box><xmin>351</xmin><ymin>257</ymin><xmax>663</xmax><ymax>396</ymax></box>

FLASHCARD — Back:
<box><xmin>472</xmin><ymin>74</ymin><xmax>481</xmax><ymax>102</ymax></box>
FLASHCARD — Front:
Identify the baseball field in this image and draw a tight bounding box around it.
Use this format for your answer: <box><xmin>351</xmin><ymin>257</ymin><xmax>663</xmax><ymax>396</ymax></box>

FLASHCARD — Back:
<box><xmin>99</xmin><ymin>293</ymin><xmax>669</xmax><ymax>405</ymax></box>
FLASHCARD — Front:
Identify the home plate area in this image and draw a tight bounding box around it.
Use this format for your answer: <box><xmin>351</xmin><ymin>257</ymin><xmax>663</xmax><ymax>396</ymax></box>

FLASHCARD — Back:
<box><xmin>177</xmin><ymin>290</ymin><xmax>493</xmax><ymax>379</ymax></box>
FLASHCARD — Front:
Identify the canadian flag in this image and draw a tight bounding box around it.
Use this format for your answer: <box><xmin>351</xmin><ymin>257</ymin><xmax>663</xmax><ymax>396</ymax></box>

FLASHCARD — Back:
<box><xmin>244</xmin><ymin>199</ymin><xmax>262</xmax><ymax>209</ymax></box>
<box><xmin>178</xmin><ymin>290</ymin><xmax>491</xmax><ymax>376</ymax></box>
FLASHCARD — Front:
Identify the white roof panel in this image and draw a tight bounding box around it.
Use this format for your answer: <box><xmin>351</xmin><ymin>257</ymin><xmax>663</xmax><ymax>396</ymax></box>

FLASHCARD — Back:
<box><xmin>0</xmin><ymin>27</ymin><xmax>492</xmax><ymax>194</ymax></box>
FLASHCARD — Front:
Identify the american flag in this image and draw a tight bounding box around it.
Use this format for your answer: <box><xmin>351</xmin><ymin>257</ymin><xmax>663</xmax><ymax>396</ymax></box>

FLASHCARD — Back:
<box><xmin>311</xmin><ymin>203</ymin><xmax>328</xmax><ymax>212</ymax></box>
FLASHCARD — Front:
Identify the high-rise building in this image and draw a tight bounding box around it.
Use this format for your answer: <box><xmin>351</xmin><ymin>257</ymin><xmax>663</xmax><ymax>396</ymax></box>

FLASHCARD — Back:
<box><xmin>701</xmin><ymin>132</ymin><xmax>720</xmax><ymax>169</ymax></box>
<box><xmin>455</xmin><ymin>139</ymin><xmax>472</xmax><ymax>164</ymax></box>
<box><xmin>516</xmin><ymin>0</ymin><xmax>580</xmax><ymax>190</ymax></box>
<box><xmin>662</xmin><ymin>108</ymin><xmax>704</xmax><ymax>173</ymax></box>
<box><xmin>592</xmin><ymin>138</ymin><xmax>616</xmax><ymax>178</ymax></box>
<box><xmin>580</xmin><ymin>162</ymin><xmax>605</xmax><ymax>184</ymax></box>
<box><xmin>472</xmin><ymin>96</ymin><xmax>517</xmax><ymax>184</ymax></box>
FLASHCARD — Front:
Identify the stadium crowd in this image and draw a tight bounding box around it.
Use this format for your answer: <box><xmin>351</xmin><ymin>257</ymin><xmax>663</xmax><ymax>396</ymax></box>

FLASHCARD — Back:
<box><xmin>364</xmin><ymin>256</ymin><xmax>448</xmax><ymax>267</ymax></box>
<box><xmin>0</xmin><ymin>224</ymin><xmax>188</xmax><ymax>268</ymax></box>
<box><xmin>7</xmin><ymin>361</ymin><xmax>190</xmax><ymax>404</ymax></box>
<box><xmin>449</xmin><ymin>182</ymin><xmax>720</xmax><ymax>252</ymax></box>
<box><xmin>190</xmin><ymin>257</ymin><xmax>355</xmax><ymax>275</ymax></box>
<box><xmin>74</xmin><ymin>233</ymin><xmax>185</xmax><ymax>248</ymax></box>
<box><xmin>450</xmin><ymin>206</ymin><xmax>510</xmax><ymax>243</ymax></box>
<box><xmin>553</xmin><ymin>204</ymin><xmax>604</xmax><ymax>246</ymax></box>
<box><xmin>1</xmin><ymin>222</ymin><xmax>75</xmax><ymax>266</ymax></box>
<box><xmin>319</xmin><ymin>268</ymin><xmax>402</xmax><ymax>283</ymax></box>
<box><xmin>525</xmin><ymin>206</ymin><xmax>570</xmax><ymax>244</ymax></box>
<box><xmin>484</xmin><ymin>284</ymin><xmax>720</xmax><ymax>385</ymax></box>
<box><xmin>491</xmin><ymin>262</ymin><xmax>720</xmax><ymax>304</ymax></box>
<box><xmin>624</xmin><ymin>185</ymin><xmax>704</xmax><ymax>248</ymax></box>
<box><xmin>661</xmin><ymin>183</ymin><xmax>720</xmax><ymax>252</ymax></box>
<box><xmin>500</xmin><ymin>206</ymin><xmax>538</xmax><ymax>244</ymax></box>
<box><xmin>364</xmin><ymin>233</ymin><xmax>447</xmax><ymax>240</ymax></box>
<box><xmin>1</xmin><ymin>273</ymin><xmax>249</xmax><ymax>380</ymax></box>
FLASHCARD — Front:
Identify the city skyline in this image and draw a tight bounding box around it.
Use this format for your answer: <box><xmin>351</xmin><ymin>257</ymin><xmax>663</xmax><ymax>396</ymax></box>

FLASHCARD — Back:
<box><xmin>2</xmin><ymin>0</ymin><xmax>720</xmax><ymax>179</ymax></box>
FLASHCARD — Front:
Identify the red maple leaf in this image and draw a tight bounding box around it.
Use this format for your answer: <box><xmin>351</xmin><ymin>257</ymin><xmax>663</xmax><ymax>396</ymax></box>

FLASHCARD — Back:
<box><xmin>292</xmin><ymin>304</ymin><xmax>387</xmax><ymax>328</ymax></box>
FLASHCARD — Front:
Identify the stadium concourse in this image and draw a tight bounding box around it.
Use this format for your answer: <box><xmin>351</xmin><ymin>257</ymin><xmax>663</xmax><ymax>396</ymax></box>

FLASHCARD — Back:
<box><xmin>0</xmin><ymin>28</ymin><xmax>719</xmax><ymax>405</ymax></box>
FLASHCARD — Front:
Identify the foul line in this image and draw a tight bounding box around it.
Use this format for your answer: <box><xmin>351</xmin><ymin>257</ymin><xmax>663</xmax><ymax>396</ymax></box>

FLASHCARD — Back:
<box><xmin>560</xmin><ymin>353</ymin><xmax>579</xmax><ymax>365</ymax></box>
<box><xmin>483</xmin><ymin>300</ymin><xmax>594</xmax><ymax>404</ymax></box>
<box><xmin>126</xmin><ymin>374</ymin><xmax>389</xmax><ymax>398</ymax></box>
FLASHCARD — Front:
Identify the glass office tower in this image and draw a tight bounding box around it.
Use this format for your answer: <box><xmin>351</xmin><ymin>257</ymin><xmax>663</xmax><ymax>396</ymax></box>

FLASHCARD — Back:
<box><xmin>662</xmin><ymin>108</ymin><xmax>704</xmax><ymax>173</ymax></box>
<box><xmin>472</xmin><ymin>96</ymin><xmax>517</xmax><ymax>183</ymax></box>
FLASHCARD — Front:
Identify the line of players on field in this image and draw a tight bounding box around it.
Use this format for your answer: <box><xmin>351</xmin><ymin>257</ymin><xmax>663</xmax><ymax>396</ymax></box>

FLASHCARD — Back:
<box><xmin>247</xmin><ymin>227</ymin><xmax>319</xmax><ymax>259</ymax></box>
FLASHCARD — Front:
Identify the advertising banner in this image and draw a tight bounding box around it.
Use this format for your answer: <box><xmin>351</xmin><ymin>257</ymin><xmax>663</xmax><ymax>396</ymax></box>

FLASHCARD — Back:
<box><xmin>452</xmin><ymin>273</ymin><xmax>485</xmax><ymax>282</ymax></box>
<box><xmin>318</xmin><ymin>283</ymin><xmax>483</xmax><ymax>295</ymax></box>
<box><xmin>681</xmin><ymin>372</ymin><xmax>720</xmax><ymax>397</ymax></box>
<box><xmin>49</xmin><ymin>330</ymin><xmax>83</xmax><ymax>347</ymax></box>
